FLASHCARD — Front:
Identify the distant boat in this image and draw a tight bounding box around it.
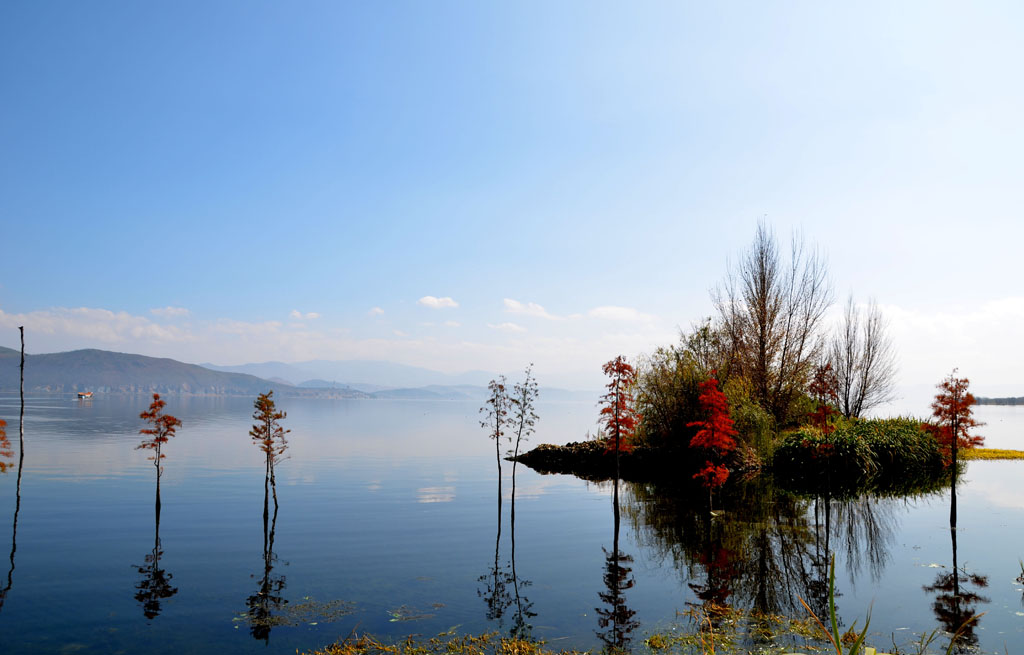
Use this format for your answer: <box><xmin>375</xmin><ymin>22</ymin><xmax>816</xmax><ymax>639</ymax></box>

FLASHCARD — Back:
<box><xmin>77</xmin><ymin>391</ymin><xmax>93</xmax><ymax>399</ymax></box>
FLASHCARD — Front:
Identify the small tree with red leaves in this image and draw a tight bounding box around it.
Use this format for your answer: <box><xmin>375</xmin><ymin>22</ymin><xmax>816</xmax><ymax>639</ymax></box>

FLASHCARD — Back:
<box><xmin>807</xmin><ymin>362</ymin><xmax>840</xmax><ymax>434</ymax></box>
<box><xmin>137</xmin><ymin>394</ymin><xmax>182</xmax><ymax>507</ymax></box>
<box><xmin>687</xmin><ymin>374</ymin><xmax>737</xmax><ymax>509</ymax></box>
<box><xmin>250</xmin><ymin>391</ymin><xmax>290</xmax><ymax>512</ymax></box>
<box><xmin>929</xmin><ymin>372</ymin><xmax>984</xmax><ymax>459</ymax></box>
<box><xmin>928</xmin><ymin>371</ymin><xmax>983</xmax><ymax>526</ymax></box>
<box><xmin>600</xmin><ymin>356</ymin><xmax>640</xmax><ymax>481</ymax></box>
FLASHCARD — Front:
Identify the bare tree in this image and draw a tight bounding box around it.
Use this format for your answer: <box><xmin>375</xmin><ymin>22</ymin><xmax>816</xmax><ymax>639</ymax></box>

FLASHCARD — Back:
<box><xmin>830</xmin><ymin>296</ymin><xmax>897</xmax><ymax>418</ymax></box>
<box><xmin>713</xmin><ymin>221</ymin><xmax>832</xmax><ymax>425</ymax></box>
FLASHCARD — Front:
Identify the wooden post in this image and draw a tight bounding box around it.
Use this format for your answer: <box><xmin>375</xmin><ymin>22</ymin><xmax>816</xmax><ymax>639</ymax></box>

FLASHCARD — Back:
<box><xmin>19</xmin><ymin>326</ymin><xmax>24</xmax><ymax>453</ymax></box>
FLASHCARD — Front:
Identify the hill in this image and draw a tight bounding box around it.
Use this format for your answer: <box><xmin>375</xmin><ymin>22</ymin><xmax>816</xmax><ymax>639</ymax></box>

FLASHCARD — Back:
<box><xmin>200</xmin><ymin>358</ymin><xmax>495</xmax><ymax>388</ymax></box>
<box><xmin>0</xmin><ymin>348</ymin><xmax>362</xmax><ymax>397</ymax></box>
<box><xmin>976</xmin><ymin>396</ymin><xmax>1024</xmax><ymax>406</ymax></box>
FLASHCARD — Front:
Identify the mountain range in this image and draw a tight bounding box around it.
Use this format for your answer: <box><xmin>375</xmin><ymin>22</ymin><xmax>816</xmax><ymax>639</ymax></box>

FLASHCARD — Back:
<box><xmin>0</xmin><ymin>347</ymin><xmax>594</xmax><ymax>401</ymax></box>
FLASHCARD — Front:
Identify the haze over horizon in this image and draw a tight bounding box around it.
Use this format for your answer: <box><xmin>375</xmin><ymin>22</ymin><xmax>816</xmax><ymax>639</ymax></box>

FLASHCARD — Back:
<box><xmin>2</xmin><ymin>2</ymin><xmax>1022</xmax><ymax>394</ymax></box>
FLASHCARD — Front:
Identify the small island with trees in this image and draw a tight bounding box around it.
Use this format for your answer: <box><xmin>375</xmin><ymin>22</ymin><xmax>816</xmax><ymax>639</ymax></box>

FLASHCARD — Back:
<box><xmin>510</xmin><ymin>224</ymin><xmax>996</xmax><ymax>501</ymax></box>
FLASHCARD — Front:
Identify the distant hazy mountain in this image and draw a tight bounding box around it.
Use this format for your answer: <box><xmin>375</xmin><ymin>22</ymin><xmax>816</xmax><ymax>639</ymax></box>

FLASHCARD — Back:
<box><xmin>0</xmin><ymin>347</ymin><xmax>362</xmax><ymax>397</ymax></box>
<box><xmin>0</xmin><ymin>346</ymin><xmax>594</xmax><ymax>400</ymax></box>
<box><xmin>976</xmin><ymin>396</ymin><xmax>1023</xmax><ymax>405</ymax></box>
<box><xmin>365</xmin><ymin>384</ymin><xmax>595</xmax><ymax>402</ymax></box>
<box><xmin>200</xmin><ymin>358</ymin><xmax>496</xmax><ymax>388</ymax></box>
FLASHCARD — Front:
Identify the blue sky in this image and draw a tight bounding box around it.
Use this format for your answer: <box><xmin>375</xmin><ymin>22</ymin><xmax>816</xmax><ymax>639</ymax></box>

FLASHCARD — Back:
<box><xmin>1</xmin><ymin>1</ymin><xmax>1022</xmax><ymax>394</ymax></box>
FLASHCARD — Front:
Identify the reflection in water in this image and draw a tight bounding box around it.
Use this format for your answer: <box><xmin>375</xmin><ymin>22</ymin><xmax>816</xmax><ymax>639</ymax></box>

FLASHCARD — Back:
<box><xmin>509</xmin><ymin>472</ymin><xmax>536</xmax><ymax>638</ymax></box>
<box><xmin>478</xmin><ymin>465</ymin><xmax>535</xmax><ymax>636</ymax></box>
<box><xmin>246</xmin><ymin>501</ymin><xmax>287</xmax><ymax>643</ymax></box>
<box><xmin>1</xmin><ymin>370</ymin><xmax>25</xmax><ymax>618</ymax></box>
<box><xmin>478</xmin><ymin>517</ymin><xmax>513</xmax><ymax>623</ymax></box>
<box><xmin>595</xmin><ymin>477</ymin><xmax>638</xmax><ymax>654</ymax></box>
<box><xmin>133</xmin><ymin>493</ymin><xmax>178</xmax><ymax>620</ymax></box>
<box><xmin>923</xmin><ymin>489</ymin><xmax>988</xmax><ymax>652</ymax></box>
<box><xmin>624</xmin><ymin>477</ymin><xmax>908</xmax><ymax>625</ymax></box>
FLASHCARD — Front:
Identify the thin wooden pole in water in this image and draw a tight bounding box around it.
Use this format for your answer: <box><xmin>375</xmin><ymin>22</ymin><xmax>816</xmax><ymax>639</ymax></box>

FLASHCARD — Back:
<box><xmin>19</xmin><ymin>326</ymin><xmax>24</xmax><ymax>454</ymax></box>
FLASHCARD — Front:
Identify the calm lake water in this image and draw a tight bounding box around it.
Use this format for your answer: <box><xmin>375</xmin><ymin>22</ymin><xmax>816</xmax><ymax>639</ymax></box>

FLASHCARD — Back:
<box><xmin>0</xmin><ymin>394</ymin><xmax>1022</xmax><ymax>654</ymax></box>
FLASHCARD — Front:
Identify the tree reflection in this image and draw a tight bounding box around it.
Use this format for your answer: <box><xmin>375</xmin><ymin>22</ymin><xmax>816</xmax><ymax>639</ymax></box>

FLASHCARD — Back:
<box><xmin>478</xmin><ymin>468</ymin><xmax>513</xmax><ymax>625</ymax></box>
<box><xmin>133</xmin><ymin>492</ymin><xmax>178</xmax><ymax>620</ymax></box>
<box><xmin>923</xmin><ymin>490</ymin><xmax>988</xmax><ymax>653</ymax></box>
<box><xmin>595</xmin><ymin>477</ymin><xmax>639</xmax><ymax>654</ymax></box>
<box><xmin>0</xmin><ymin>345</ymin><xmax>24</xmax><ymax>618</ymax></box>
<box><xmin>509</xmin><ymin>474</ymin><xmax>536</xmax><ymax>638</ymax></box>
<box><xmin>246</xmin><ymin>500</ymin><xmax>287</xmax><ymax>643</ymax></box>
<box><xmin>0</xmin><ymin>395</ymin><xmax>24</xmax><ymax>615</ymax></box>
<box><xmin>478</xmin><ymin>463</ymin><xmax>536</xmax><ymax>636</ymax></box>
<box><xmin>623</xmin><ymin>476</ymin><xmax>908</xmax><ymax>626</ymax></box>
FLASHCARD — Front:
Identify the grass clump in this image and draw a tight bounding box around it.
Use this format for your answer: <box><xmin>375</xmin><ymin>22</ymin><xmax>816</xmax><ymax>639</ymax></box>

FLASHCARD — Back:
<box><xmin>772</xmin><ymin>419</ymin><xmax>945</xmax><ymax>497</ymax></box>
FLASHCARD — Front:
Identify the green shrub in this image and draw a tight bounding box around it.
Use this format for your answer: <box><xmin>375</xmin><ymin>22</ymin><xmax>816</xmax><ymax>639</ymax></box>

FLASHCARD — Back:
<box><xmin>771</xmin><ymin>418</ymin><xmax>944</xmax><ymax>497</ymax></box>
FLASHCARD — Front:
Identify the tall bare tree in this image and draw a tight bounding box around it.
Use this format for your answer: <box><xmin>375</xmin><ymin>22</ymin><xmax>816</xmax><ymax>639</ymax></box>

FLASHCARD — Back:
<box><xmin>830</xmin><ymin>296</ymin><xmax>897</xmax><ymax>418</ymax></box>
<box><xmin>713</xmin><ymin>221</ymin><xmax>832</xmax><ymax>425</ymax></box>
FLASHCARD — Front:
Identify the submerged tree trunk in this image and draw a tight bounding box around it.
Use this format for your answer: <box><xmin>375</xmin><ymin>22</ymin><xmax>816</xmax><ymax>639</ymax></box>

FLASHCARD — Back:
<box><xmin>155</xmin><ymin>443</ymin><xmax>162</xmax><ymax>513</ymax></box>
<box><xmin>266</xmin><ymin>452</ymin><xmax>274</xmax><ymax>524</ymax></box>
<box><xmin>950</xmin><ymin>412</ymin><xmax>959</xmax><ymax>527</ymax></box>
<box><xmin>270</xmin><ymin>461</ymin><xmax>278</xmax><ymax>510</ymax></box>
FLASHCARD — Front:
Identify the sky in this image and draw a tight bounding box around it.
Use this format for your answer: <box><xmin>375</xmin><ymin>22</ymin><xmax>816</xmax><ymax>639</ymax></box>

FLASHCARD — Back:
<box><xmin>1</xmin><ymin>1</ymin><xmax>1022</xmax><ymax>397</ymax></box>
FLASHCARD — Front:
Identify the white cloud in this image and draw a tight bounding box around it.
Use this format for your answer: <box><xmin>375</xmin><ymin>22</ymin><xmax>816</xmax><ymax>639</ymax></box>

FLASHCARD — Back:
<box><xmin>213</xmin><ymin>319</ymin><xmax>283</xmax><ymax>336</ymax></box>
<box><xmin>503</xmin><ymin>298</ymin><xmax>561</xmax><ymax>320</ymax></box>
<box><xmin>150</xmin><ymin>306</ymin><xmax>190</xmax><ymax>318</ymax></box>
<box><xmin>417</xmin><ymin>296</ymin><xmax>459</xmax><ymax>309</ymax></box>
<box><xmin>0</xmin><ymin>306</ymin><xmax>195</xmax><ymax>344</ymax></box>
<box><xmin>368</xmin><ymin>307</ymin><xmax>385</xmax><ymax>316</ymax></box>
<box><xmin>289</xmin><ymin>310</ymin><xmax>321</xmax><ymax>320</ymax></box>
<box><xmin>587</xmin><ymin>306</ymin><xmax>656</xmax><ymax>322</ymax></box>
<box><xmin>393</xmin><ymin>329</ymin><xmax>409</xmax><ymax>337</ymax></box>
<box><xmin>880</xmin><ymin>296</ymin><xmax>1024</xmax><ymax>392</ymax></box>
<box><xmin>488</xmin><ymin>322</ymin><xmax>527</xmax><ymax>333</ymax></box>
<box><xmin>444</xmin><ymin>321</ymin><xmax>461</xmax><ymax>328</ymax></box>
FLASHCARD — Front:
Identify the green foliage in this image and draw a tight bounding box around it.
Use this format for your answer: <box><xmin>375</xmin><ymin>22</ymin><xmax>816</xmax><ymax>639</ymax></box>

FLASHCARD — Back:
<box><xmin>635</xmin><ymin>335</ymin><xmax>775</xmax><ymax>468</ymax></box>
<box><xmin>721</xmin><ymin>377</ymin><xmax>774</xmax><ymax>463</ymax></box>
<box><xmin>634</xmin><ymin>343</ymin><xmax>703</xmax><ymax>453</ymax></box>
<box><xmin>772</xmin><ymin>418</ymin><xmax>946</xmax><ymax>497</ymax></box>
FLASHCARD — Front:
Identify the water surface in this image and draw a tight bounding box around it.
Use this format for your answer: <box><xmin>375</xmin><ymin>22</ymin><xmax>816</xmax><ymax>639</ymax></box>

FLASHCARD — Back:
<box><xmin>0</xmin><ymin>394</ymin><xmax>1022</xmax><ymax>653</ymax></box>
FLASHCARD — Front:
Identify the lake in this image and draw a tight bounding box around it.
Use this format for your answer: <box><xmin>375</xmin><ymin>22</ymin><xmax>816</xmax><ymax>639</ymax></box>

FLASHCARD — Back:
<box><xmin>0</xmin><ymin>394</ymin><xmax>1022</xmax><ymax>654</ymax></box>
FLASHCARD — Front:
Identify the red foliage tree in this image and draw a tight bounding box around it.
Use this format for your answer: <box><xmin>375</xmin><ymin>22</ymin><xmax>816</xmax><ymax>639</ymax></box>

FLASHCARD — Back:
<box><xmin>250</xmin><ymin>391</ymin><xmax>290</xmax><ymax>510</ymax></box>
<box><xmin>927</xmin><ymin>370</ymin><xmax>984</xmax><ymax>528</ymax></box>
<box><xmin>687</xmin><ymin>374</ymin><xmax>737</xmax><ymax>504</ymax></box>
<box><xmin>137</xmin><ymin>394</ymin><xmax>182</xmax><ymax>501</ymax></box>
<box><xmin>927</xmin><ymin>371</ymin><xmax>984</xmax><ymax>462</ymax></box>
<box><xmin>0</xmin><ymin>418</ymin><xmax>12</xmax><ymax>474</ymax></box>
<box><xmin>807</xmin><ymin>362</ymin><xmax>840</xmax><ymax>434</ymax></box>
<box><xmin>600</xmin><ymin>356</ymin><xmax>640</xmax><ymax>479</ymax></box>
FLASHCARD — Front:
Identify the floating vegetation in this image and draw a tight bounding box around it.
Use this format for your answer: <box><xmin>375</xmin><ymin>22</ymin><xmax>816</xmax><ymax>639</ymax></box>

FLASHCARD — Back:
<box><xmin>304</xmin><ymin>631</ymin><xmax>586</xmax><ymax>655</ymax></box>
<box><xmin>235</xmin><ymin>596</ymin><xmax>356</xmax><ymax>629</ymax></box>
<box><xmin>387</xmin><ymin>604</ymin><xmax>441</xmax><ymax>622</ymax></box>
